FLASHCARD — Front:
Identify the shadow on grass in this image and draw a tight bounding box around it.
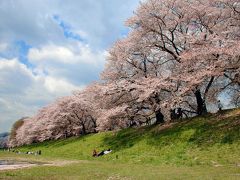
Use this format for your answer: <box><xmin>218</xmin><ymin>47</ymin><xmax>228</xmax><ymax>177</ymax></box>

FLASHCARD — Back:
<box><xmin>102</xmin><ymin>109</ymin><xmax>240</xmax><ymax>152</ymax></box>
<box><xmin>147</xmin><ymin>110</ymin><xmax>240</xmax><ymax>148</ymax></box>
<box><xmin>102</xmin><ymin>126</ymin><xmax>156</xmax><ymax>151</ymax></box>
<box><xmin>188</xmin><ymin>113</ymin><xmax>240</xmax><ymax>146</ymax></box>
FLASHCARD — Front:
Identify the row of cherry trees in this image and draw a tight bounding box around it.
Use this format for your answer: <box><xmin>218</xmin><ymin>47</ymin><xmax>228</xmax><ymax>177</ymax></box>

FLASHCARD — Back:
<box><xmin>9</xmin><ymin>0</ymin><xmax>239</xmax><ymax>147</ymax></box>
<box><xmin>8</xmin><ymin>88</ymin><xmax>98</xmax><ymax>147</ymax></box>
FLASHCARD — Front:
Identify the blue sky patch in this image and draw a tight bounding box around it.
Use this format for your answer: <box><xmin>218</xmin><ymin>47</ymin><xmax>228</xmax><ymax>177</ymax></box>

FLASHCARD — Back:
<box><xmin>53</xmin><ymin>15</ymin><xmax>86</xmax><ymax>42</ymax></box>
<box><xmin>15</xmin><ymin>40</ymin><xmax>34</xmax><ymax>68</ymax></box>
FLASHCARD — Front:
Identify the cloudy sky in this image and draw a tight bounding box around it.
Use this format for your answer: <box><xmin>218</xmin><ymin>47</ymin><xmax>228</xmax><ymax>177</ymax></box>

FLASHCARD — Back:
<box><xmin>0</xmin><ymin>0</ymin><xmax>140</xmax><ymax>133</ymax></box>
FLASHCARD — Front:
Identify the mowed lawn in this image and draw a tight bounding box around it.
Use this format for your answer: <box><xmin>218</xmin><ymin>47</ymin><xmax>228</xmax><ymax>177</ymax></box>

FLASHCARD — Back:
<box><xmin>0</xmin><ymin>108</ymin><xmax>240</xmax><ymax>179</ymax></box>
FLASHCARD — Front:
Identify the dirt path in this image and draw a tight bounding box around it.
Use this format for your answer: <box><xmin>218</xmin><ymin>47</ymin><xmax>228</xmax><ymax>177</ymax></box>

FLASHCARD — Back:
<box><xmin>0</xmin><ymin>160</ymin><xmax>80</xmax><ymax>171</ymax></box>
<box><xmin>0</xmin><ymin>164</ymin><xmax>37</xmax><ymax>171</ymax></box>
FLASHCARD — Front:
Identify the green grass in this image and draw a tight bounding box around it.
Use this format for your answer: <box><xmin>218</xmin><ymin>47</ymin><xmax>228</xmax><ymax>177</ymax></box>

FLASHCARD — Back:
<box><xmin>0</xmin><ymin>108</ymin><xmax>240</xmax><ymax>179</ymax></box>
<box><xmin>1</xmin><ymin>161</ymin><xmax>240</xmax><ymax>180</ymax></box>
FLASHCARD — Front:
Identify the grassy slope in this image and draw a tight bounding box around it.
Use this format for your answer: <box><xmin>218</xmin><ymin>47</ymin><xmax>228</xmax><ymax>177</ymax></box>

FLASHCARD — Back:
<box><xmin>0</xmin><ymin>108</ymin><xmax>240</xmax><ymax>179</ymax></box>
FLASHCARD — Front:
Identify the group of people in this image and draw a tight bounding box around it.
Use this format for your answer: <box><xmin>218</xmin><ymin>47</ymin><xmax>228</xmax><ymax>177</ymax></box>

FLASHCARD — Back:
<box><xmin>92</xmin><ymin>149</ymin><xmax>112</xmax><ymax>157</ymax></box>
<box><xmin>170</xmin><ymin>100</ymin><xmax>223</xmax><ymax>120</ymax></box>
<box><xmin>170</xmin><ymin>108</ymin><xmax>183</xmax><ymax>120</ymax></box>
<box><xmin>25</xmin><ymin>150</ymin><xmax>41</xmax><ymax>155</ymax></box>
<box><xmin>5</xmin><ymin>148</ymin><xmax>41</xmax><ymax>155</ymax></box>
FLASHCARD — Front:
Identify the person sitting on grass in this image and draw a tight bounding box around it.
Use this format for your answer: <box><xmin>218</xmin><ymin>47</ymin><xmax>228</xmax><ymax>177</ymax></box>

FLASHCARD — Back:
<box><xmin>92</xmin><ymin>149</ymin><xmax>97</xmax><ymax>157</ymax></box>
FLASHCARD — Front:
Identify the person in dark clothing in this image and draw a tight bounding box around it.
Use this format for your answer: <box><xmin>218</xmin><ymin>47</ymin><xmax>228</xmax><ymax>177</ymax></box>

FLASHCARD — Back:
<box><xmin>97</xmin><ymin>150</ymin><xmax>105</xmax><ymax>157</ymax></box>
<box><xmin>64</xmin><ymin>130</ymin><xmax>68</xmax><ymax>138</ymax></box>
<box><xmin>217</xmin><ymin>100</ymin><xmax>223</xmax><ymax>111</ymax></box>
<box><xmin>155</xmin><ymin>110</ymin><xmax>164</xmax><ymax>124</ymax></box>
<box><xmin>170</xmin><ymin>109</ymin><xmax>177</xmax><ymax>120</ymax></box>
<box><xmin>96</xmin><ymin>149</ymin><xmax>112</xmax><ymax>157</ymax></box>
<box><xmin>92</xmin><ymin>149</ymin><xmax>97</xmax><ymax>157</ymax></box>
<box><xmin>177</xmin><ymin>108</ymin><xmax>183</xmax><ymax>119</ymax></box>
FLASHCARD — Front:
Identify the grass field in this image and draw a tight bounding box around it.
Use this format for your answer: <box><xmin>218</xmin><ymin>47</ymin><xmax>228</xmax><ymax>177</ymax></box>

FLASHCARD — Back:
<box><xmin>0</xmin><ymin>108</ymin><xmax>240</xmax><ymax>179</ymax></box>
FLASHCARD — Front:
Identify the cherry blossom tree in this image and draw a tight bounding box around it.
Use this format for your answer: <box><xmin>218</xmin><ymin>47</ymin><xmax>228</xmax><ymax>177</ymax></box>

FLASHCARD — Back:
<box><xmin>178</xmin><ymin>0</ymin><xmax>240</xmax><ymax>110</ymax></box>
<box><xmin>8</xmin><ymin>117</ymin><xmax>26</xmax><ymax>147</ymax></box>
<box><xmin>103</xmin><ymin>0</ymin><xmax>240</xmax><ymax>118</ymax></box>
<box><xmin>9</xmin><ymin>89</ymin><xmax>98</xmax><ymax>146</ymax></box>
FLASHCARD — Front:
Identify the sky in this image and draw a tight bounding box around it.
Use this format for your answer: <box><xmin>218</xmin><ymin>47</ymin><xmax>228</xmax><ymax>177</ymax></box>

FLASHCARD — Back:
<box><xmin>0</xmin><ymin>0</ymin><xmax>140</xmax><ymax>133</ymax></box>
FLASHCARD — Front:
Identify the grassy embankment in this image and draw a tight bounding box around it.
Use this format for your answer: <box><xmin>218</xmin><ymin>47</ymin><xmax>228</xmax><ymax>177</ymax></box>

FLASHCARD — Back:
<box><xmin>0</xmin><ymin>108</ymin><xmax>239</xmax><ymax>179</ymax></box>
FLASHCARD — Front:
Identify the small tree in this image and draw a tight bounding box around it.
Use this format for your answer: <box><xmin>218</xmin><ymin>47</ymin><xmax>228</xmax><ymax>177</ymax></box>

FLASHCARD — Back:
<box><xmin>8</xmin><ymin>117</ymin><xmax>26</xmax><ymax>147</ymax></box>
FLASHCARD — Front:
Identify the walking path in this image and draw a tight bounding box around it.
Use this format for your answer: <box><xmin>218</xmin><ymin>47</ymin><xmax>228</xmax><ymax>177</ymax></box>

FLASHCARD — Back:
<box><xmin>0</xmin><ymin>159</ymin><xmax>78</xmax><ymax>171</ymax></box>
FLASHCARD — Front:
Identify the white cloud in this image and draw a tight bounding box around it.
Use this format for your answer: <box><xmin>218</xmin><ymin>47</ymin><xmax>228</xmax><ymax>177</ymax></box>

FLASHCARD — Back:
<box><xmin>55</xmin><ymin>0</ymin><xmax>140</xmax><ymax>48</ymax></box>
<box><xmin>0</xmin><ymin>58</ymin><xmax>34</xmax><ymax>94</ymax></box>
<box><xmin>28</xmin><ymin>45</ymin><xmax>77</xmax><ymax>64</ymax></box>
<box><xmin>44</xmin><ymin>76</ymin><xmax>84</xmax><ymax>94</ymax></box>
<box><xmin>0</xmin><ymin>0</ymin><xmax>65</xmax><ymax>46</ymax></box>
<box><xmin>0</xmin><ymin>58</ymin><xmax>83</xmax><ymax>132</ymax></box>
<box><xmin>28</xmin><ymin>42</ymin><xmax>106</xmax><ymax>66</ymax></box>
<box><xmin>28</xmin><ymin>41</ymin><xmax>107</xmax><ymax>86</ymax></box>
<box><xmin>0</xmin><ymin>42</ymin><xmax>106</xmax><ymax>132</ymax></box>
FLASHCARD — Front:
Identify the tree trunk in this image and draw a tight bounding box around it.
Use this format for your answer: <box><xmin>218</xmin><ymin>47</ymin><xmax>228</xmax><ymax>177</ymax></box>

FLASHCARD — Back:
<box><xmin>153</xmin><ymin>93</ymin><xmax>165</xmax><ymax>124</ymax></box>
<box><xmin>81</xmin><ymin>122</ymin><xmax>86</xmax><ymax>135</ymax></box>
<box><xmin>194</xmin><ymin>89</ymin><xmax>207</xmax><ymax>115</ymax></box>
<box><xmin>89</xmin><ymin>116</ymin><xmax>97</xmax><ymax>133</ymax></box>
<box><xmin>155</xmin><ymin>110</ymin><xmax>164</xmax><ymax>124</ymax></box>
